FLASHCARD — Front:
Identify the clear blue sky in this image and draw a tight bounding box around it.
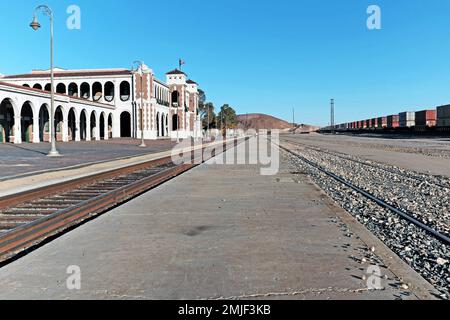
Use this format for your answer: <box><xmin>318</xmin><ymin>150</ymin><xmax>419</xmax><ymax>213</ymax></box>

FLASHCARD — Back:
<box><xmin>1</xmin><ymin>0</ymin><xmax>450</xmax><ymax>126</ymax></box>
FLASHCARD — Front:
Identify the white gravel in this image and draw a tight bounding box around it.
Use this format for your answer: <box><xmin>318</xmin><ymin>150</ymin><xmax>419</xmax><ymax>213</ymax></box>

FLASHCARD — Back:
<box><xmin>283</xmin><ymin>144</ymin><xmax>450</xmax><ymax>299</ymax></box>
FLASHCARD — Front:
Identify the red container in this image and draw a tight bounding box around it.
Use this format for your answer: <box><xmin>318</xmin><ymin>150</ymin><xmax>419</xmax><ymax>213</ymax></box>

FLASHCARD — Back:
<box><xmin>387</xmin><ymin>115</ymin><xmax>399</xmax><ymax>128</ymax></box>
<box><xmin>415</xmin><ymin>110</ymin><xmax>436</xmax><ymax>127</ymax></box>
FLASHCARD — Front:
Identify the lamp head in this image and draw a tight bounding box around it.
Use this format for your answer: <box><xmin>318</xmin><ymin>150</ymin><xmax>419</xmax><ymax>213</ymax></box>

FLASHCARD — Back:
<box><xmin>30</xmin><ymin>16</ymin><xmax>41</xmax><ymax>31</ymax></box>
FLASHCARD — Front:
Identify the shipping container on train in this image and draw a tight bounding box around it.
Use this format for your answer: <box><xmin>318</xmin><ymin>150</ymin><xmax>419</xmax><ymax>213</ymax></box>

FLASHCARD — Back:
<box><xmin>437</xmin><ymin>104</ymin><xmax>450</xmax><ymax>127</ymax></box>
<box><xmin>399</xmin><ymin>111</ymin><xmax>415</xmax><ymax>128</ymax></box>
<box><xmin>415</xmin><ymin>110</ymin><xmax>437</xmax><ymax>127</ymax></box>
<box><xmin>377</xmin><ymin>117</ymin><xmax>387</xmax><ymax>129</ymax></box>
<box><xmin>370</xmin><ymin>118</ymin><xmax>376</xmax><ymax>128</ymax></box>
<box><xmin>387</xmin><ymin>115</ymin><xmax>399</xmax><ymax>128</ymax></box>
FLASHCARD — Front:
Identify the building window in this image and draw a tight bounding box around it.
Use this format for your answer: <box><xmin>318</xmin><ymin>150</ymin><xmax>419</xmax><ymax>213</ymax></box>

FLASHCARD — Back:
<box><xmin>120</xmin><ymin>81</ymin><xmax>130</xmax><ymax>101</ymax></box>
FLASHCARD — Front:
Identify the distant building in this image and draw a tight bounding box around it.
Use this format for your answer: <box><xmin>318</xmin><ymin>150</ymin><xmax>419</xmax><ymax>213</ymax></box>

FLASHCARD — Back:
<box><xmin>0</xmin><ymin>67</ymin><xmax>201</xmax><ymax>144</ymax></box>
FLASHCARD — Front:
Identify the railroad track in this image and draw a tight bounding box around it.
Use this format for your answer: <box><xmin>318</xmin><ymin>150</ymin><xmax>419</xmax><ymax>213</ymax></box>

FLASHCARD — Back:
<box><xmin>280</xmin><ymin>137</ymin><xmax>450</xmax><ymax>190</ymax></box>
<box><xmin>0</xmin><ymin>139</ymin><xmax>242</xmax><ymax>265</ymax></box>
<box><xmin>278</xmin><ymin>143</ymin><xmax>450</xmax><ymax>246</ymax></box>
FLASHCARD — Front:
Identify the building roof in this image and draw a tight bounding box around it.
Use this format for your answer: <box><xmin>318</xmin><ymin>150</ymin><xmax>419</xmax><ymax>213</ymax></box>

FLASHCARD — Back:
<box><xmin>3</xmin><ymin>68</ymin><xmax>132</xmax><ymax>79</ymax></box>
<box><xmin>186</xmin><ymin>79</ymin><xmax>198</xmax><ymax>85</ymax></box>
<box><xmin>166</xmin><ymin>69</ymin><xmax>187</xmax><ymax>76</ymax></box>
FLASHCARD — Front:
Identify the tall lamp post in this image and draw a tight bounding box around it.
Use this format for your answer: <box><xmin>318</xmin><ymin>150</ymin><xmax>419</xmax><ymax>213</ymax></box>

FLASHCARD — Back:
<box><xmin>30</xmin><ymin>5</ymin><xmax>60</xmax><ymax>156</ymax></box>
<box><xmin>132</xmin><ymin>61</ymin><xmax>150</xmax><ymax>148</ymax></box>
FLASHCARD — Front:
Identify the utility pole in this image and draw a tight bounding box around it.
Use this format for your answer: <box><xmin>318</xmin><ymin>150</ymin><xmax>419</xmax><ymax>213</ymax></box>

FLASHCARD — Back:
<box><xmin>330</xmin><ymin>99</ymin><xmax>335</xmax><ymax>135</ymax></box>
<box><xmin>292</xmin><ymin>107</ymin><xmax>295</xmax><ymax>134</ymax></box>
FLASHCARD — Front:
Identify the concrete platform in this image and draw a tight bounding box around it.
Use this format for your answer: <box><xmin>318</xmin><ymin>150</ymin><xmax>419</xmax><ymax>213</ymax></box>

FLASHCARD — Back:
<box><xmin>0</xmin><ymin>138</ymin><xmax>208</xmax><ymax>198</ymax></box>
<box><xmin>281</xmin><ymin>134</ymin><xmax>450</xmax><ymax>178</ymax></box>
<box><xmin>0</xmin><ymin>138</ymin><xmax>176</xmax><ymax>181</ymax></box>
<box><xmin>0</xmin><ymin>143</ymin><xmax>434</xmax><ymax>300</ymax></box>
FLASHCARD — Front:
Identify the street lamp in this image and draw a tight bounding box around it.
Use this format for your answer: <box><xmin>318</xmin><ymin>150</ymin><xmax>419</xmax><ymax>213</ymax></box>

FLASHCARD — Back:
<box><xmin>30</xmin><ymin>5</ymin><xmax>60</xmax><ymax>156</ymax></box>
<box><xmin>132</xmin><ymin>61</ymin><xmax>150</xmax><ymax>148</ymax></box>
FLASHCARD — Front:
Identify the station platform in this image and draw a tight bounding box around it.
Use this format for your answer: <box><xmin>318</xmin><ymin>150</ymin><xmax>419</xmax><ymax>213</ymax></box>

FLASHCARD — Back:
<box><xmin>0</xmin><ymin>143</ymin><xmax>435</xmax><ymax>300</ymax></box>
<box><xmin>0</xmin><ymin>138</ymin><xmax>177</xmax><ymax>181</ymax></box>
<box><xmin>0</xmin><ymin>139</ymin><xmax>182</xmax><ymax>198</ymax></box>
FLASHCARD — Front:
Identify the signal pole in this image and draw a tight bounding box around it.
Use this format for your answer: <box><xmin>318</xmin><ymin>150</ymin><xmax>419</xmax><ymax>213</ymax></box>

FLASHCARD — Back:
<box><xmin>330</xmin><ymin>99</ymin><xmax>335</xmax><ymax>135</ymax></box>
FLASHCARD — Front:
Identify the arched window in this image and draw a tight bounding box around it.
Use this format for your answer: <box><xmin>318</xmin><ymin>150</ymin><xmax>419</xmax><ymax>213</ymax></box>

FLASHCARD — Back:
<box><xmin>56</xmin><ymin>83</ymin><xmax>66</xmax><ymax>94</ymax></box>
<box><xmin>120</xmin><ymin>81</ymin><xmax>130</xmax><ymax>101</ymax></box>
<box><xmin>44</xmin><ymin>83</ymin><xmax>51</xmax><ymax>91</ymax></box>
<box><xmin>68</xmin><ymin>83</ymin><xmax>78</xmax><ymax>97</ymax></box>
<box><xmin>23</xmin><ymin>84</ymin><xmax>30</xmax><ymax>88</ymax></box>
<box><xmin>172</xmin><ymin>91</ymin><xmax>179</xmax><ymax>105</ymax></box>
<box><xmin>92</xmin><ymin>82</ymin><xmax>103</xmax><ymax>101</ymax></box>
<box><xmin>80</xmin><ymin>82</ymin><xmax>90</xmax><ymax>99</ymax></box>
<box><xmin>33</xmin><ymin>84</ymin><xmax>42</xmax><ymax>90</ymax></box>
<box><xmin>104</xmin><ymin>82</ymin><xmax>115</xmax><ymax>102</ymax></box>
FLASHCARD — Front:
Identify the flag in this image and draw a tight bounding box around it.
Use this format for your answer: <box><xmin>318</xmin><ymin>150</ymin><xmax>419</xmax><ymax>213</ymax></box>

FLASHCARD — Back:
<box><xmin>179</xmin><ymin>59</ymin><xmax>185</xmax><ymax>69</ymax></box>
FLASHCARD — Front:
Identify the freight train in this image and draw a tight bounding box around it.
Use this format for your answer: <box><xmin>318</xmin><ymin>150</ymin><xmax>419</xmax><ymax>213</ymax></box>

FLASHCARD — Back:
<box><xmin>324</xmin><ymin>104</ymin><xmax>450</xmax><ymax>133</ymax></box>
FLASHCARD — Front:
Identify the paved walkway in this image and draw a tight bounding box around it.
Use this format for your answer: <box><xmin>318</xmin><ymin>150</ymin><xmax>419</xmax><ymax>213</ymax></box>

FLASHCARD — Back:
<box><xmin>0</xmin><ymin>139</ymin><xmax>176</xmax><ymax>180</ymax></box>
<box><xmin>0</xmin><ymin>143</ymin><xmax>434</xmax><ymax>300</ymax></box>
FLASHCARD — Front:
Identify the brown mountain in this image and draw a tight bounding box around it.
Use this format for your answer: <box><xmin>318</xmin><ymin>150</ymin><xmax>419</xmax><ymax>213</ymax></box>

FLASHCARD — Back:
<box><xmin>237</xmin><ymin>114</ymin><xmax>293</xmax><ymax>131</ymax></box>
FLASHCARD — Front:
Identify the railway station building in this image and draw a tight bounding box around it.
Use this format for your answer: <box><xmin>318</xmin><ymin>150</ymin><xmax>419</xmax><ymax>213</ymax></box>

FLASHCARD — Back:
<box><xmin>0</xmin><ymin>67</ymin><xmax>202</xmax><ymax>144</ymax></box>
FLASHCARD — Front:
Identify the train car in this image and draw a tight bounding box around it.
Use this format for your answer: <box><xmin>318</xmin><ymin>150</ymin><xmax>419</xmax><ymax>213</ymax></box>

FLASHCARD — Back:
<box><xmin>415</xmin><ymin>110</ymin><xmax>436</xmax><ymax>127</ymax></box>
<box><xmin>437</xmin><ymin>104</ymin><xmax>450</xmax><ymax>127</ymax></box>
<box><xmin>399</xmin><ymin>112</ymin><xmax>415</xmax><ymax>128</ymax></box>
<box><xmin>376</xmin><ymin>117</ymin><xmax>387</xmax><ymax>129</ymax></box>
<box><xmin>387</xmin><ymin>115</ymin><xmax>399</xmax><ymax>128</ymax></box>
<box><xmin>365</xmin><ymin>119</ymin><xmax>370</xmax><ymax>129</ymax></box>
<box><xmin>370</xmin><ymin>118</ymin><xmax>377</xmax><ymax>129</ymax></box>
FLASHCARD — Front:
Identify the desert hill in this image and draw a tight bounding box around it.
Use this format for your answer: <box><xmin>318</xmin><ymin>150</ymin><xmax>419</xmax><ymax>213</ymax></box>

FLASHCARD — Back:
<box><xmin>237</xmin><ymin>113</ymin><xmax>320</xmax><ymax>133</ymax></box>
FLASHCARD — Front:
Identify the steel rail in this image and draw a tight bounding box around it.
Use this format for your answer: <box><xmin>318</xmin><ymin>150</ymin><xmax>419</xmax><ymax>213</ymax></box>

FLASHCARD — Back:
<box><xmin>281</xmin><ymin>137</ymin><xmax>450</xmax><ymax>190</ymax></box>
<box><xmin>0</xmin><ymin>138</ymin><xmax>245</xmax><ymax>265</ymax></box>
<box><xmin>278</xmin><ymin>143</ymin><xmax>450</xmax><ymax>246</ymax></box>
